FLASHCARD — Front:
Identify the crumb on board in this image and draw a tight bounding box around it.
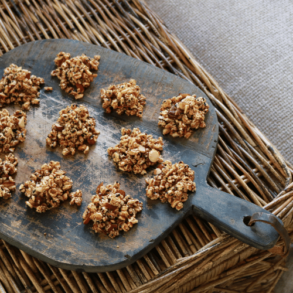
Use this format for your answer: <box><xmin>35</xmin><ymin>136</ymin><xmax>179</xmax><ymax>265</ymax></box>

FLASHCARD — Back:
<box><xmin>69</xmin><ymin>189</ymin><xmax>82</xmax><ymax>206</ymax></box>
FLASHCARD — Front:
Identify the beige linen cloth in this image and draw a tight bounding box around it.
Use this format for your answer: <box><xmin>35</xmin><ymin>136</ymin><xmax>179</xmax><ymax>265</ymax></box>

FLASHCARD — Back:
<box><xmin>145</xmin><ymin>1</ymin><xmax>293</xmax><ymax>291</ymax></box>
<box><xmin>146</xmin><ymin>0</ymin><xmax>293</xmax><ymax>164</ymax></box>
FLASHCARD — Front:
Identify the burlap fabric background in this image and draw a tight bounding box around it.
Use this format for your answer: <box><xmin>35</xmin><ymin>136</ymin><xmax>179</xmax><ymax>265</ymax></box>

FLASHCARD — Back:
<box><xmin>145</xmin><ymin>1</ymin><xmax>293</xmax><ymax>291</ymax></box>
<box><xmin>146</xmin><ymin>0</ymin><xmax>293</xmax><ymax>165</ymax></box>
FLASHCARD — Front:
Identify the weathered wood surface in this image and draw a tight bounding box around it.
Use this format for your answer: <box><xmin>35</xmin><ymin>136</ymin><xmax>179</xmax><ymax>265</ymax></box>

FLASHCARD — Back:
<box><xmin>0</xmin><ymin>40</ymin><xmax>279</xmax><ymax>272</ymax></box>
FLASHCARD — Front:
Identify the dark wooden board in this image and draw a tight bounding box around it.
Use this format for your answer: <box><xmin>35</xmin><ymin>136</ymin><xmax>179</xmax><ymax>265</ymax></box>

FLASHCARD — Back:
<box><xmin>0</xmin><ymin>40</ymin><xmax>280</xmax><ymax>272</ymax></box>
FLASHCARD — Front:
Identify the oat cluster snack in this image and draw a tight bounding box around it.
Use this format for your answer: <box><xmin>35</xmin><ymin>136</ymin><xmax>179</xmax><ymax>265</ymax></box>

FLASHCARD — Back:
<box><xmin>107</xmin><ymin>128</ymin><xmax>164</xmax><ymax>174</ymax></box>
<box><xmin>51</xmin><ymin>52</ymin><xmax>100</xmax><ymax>99</ymax></box>
<box><xmin>0</xmin><ymin>64</ymin><xmax>44</xmax><ymax>111</ymax></box>
<box><xmin>145</xmin><ymin>161</ymin><xmax>196</xmax><ymax>210</ymax></box>
<box><xmin>101</xmin><ymin>79</ymin><xmax>146</xmax><ymax>117</ymax></box>
<box><xmin>158</xmin><ymin>94</ymin><xmax>209</xmax><ymax>138</ymax></box>
<box><xmin>83</xmin><ymin>182</ymin><xmax>143</xmax><ymax>238</ymax></box>
<box><xmin>46</xmin><ymin>104</ymin><xmax>100</xmax><ymax>156</ymax></box>
<box><xmin>0</xmin><ymin>154</ymin><xmax>18</xmax><ymax>200</ymax></box>
<box><xmin>0</xmin><ymin>109</ymin><xmax>27</xmax><ymax>153</ymax></box>
<box><xmin>19</xmin><ymin>161</ymin><xmax>73</xmax><ymax>213</ymax></box>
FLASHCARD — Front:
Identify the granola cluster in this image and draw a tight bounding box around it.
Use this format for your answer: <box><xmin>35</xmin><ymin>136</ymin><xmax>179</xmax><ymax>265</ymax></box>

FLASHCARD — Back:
<box><xmin>158</xmin><ymin>94</ymin><xmax>209</xmax><ymax>138</ymax></box>
<box><xmin>51</xmin><ymin>52</ymin><xmax>100</xmax><ymax>99</ymax></box>
<box><xmin>83</xmin><ymin>182</ymin><xmax>143</xmax><ymax>238</ymax></box>
<box><xmin>69</xmin><ymin>189</ymin><xmax>82</xmax><ymax>206</ymax></box>
<box><xmin>0</xmin><ymin>109</ymin><xmax>27</xmax><ymax>153</ymax></box>
<box><xmin>145</xmin><ymin>161</ymin><xmax>196</xmax><ymax>210</ymax></box>
<box><xmin>19</xmin><ymin>161</ymin><xmax>73</xmax><ymax>213</ymax></box>
<box><xmin>0</xmin><ymin>154</ymin><xmax>18</xmax><ymax>200</ymax></box>
<box><xmin>107</xmin><ymin>128</ymin><xmax>164</xmax><ymax>174</ymax></box>
<box><xmin>100</xmin><ymin>79</ymin><xmax>146</xmax><ymax>117</ymax></box>
<box><xmin>0</xmin><ymin>64</ymin><xmax>44</xmax><ymax>111</ymax></box>
<box><xmin>46</xmin><ymin>104</ymin><xmax>100</xmax><ymax>156</ymax></box>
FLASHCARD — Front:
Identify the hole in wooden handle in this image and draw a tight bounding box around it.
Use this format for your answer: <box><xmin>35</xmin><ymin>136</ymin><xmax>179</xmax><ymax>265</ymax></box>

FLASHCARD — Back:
<box><xmin>243</xmin><ymin>216</ymin><xmax>254</xmax><ymax>226</ymax></box>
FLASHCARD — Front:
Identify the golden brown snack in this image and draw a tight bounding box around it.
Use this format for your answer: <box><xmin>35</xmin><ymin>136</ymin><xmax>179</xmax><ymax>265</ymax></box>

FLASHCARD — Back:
<box><xmin>83</xmin><ymin>182</ymin><xmax>143</xmax><ymax>238</ymax></box>
<box><xmin>0</xmin><ymin>109</ymin><xmax>26</xmax><ymax>153</ymax></box>
<box><xmin>158</xmin><ymin>94</ymin><xmax>209</xmax><ymax>138</ymax></box>
<box><xmin>46</xmin><ymin>104</ymin><xmax>100</xmax><ymax>156</ymax></box>
<box><xmin>145</xmin><ymin>161</ymin><xmax>196</xmax><ymax>210</ymax></box>
<box><xmin>0</xmin><ymin>64</ymin><xmax>44</xmax><ymax>110</ymax></box>
<box><xmin>69</xmin><ymin>189</ymin><xmax>82</xmax><ymax>206</ymax></box>
<box><xmin>107</xmin><ymin>128</ymin><xmax>163</xmax><ymax>175</ymax></box>
<box><xmin>101</xmin><ymin>79</ymin><xmax>146</xmax><ymax>117</ymax></box>
<box><xmin>51</xmin><ymin>52</ymin><xmax>100</xmax><ymax>99</ymax></box>
<box><xmin>0</xmin><ymin>154</ymin><xmax>18</xmax><ymax>200</ymax></box>
<box><xmin>19</xmin><ymin>161</ymin><xmax>73</xmax><ymax>213</ymax></box>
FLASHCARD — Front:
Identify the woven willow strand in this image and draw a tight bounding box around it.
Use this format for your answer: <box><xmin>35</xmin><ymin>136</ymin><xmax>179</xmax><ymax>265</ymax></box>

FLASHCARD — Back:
<box><xmin>0</xmin><ymin>0</ymin><xmax>291</xmax><ymax>292</ymax></box>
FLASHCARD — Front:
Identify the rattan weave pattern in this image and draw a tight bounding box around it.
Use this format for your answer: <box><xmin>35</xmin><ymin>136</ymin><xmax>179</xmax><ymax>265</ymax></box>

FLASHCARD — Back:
<box><xmin>0</xmin><ymin>0</ymin><xmax>292</xmax><ymax>292</ymax></box>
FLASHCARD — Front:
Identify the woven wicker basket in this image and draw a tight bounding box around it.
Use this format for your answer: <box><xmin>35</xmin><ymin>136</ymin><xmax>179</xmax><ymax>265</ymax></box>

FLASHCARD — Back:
<box><xmin>0</xmin><ymin>0</ymin><xmax>292</xmax><ymax>292</ymax></box>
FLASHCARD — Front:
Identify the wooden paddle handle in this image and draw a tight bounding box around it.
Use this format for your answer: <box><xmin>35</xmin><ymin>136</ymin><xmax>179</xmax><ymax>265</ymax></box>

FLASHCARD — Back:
<box><xmin>248</xmin><ymin>212</ymin><xmax>290</xmax><ymax>257</ymax></box>
<box><xmin>192</xmin><ymin>184</ymin><xmax>287</xmax><ymax>250</ymax></box>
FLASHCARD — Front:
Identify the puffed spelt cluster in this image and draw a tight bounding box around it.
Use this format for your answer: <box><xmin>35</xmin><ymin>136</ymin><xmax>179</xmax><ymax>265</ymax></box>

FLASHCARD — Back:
<box><xmin>107</xmin><ymin>128</ymin><xmax>164</xmax><ymax>174</ymax></box>
<box><xmin>0</xmin><ymin>109</ymin><xmax>27</xmax><ymax>153</ymax></box>
<box><xmin>158</xmin><ymin>94</ymin><xmax>209</xmax><ymax>138</ymax></box>
<box><xmin>0</xmin><ymin>154</ymin><xmax>18</xmax><ymax>200</ymax></box>
<box><xmin>146</xmin><ymin>161</ymin><xmax>196</xmax><ymax>210</ymax></box>
<box><xmin>46</xmin><ymin>104</ymin><xmax>100</xmax><ymax>156</ymax></box>
<box><xmin>51</xmin><ymin>52</ymin><xmax>100</xmax><ymax>99</ymax></box>
<box><xmin>83</xmin><ymin>182</ymin><xmax>143</xmax><ymax>238</ymax></box>
<box><xmin>19</xmin><ymin>161</ymin><xmax>73</xmax><ymax>213</ymax></box>
<box><xmin>0</xmin><ymin>64</ymin><xmax>45</xmax><ymax>110</ymax></box>
<box><xmin>101</xmin><ymin>79</ymin><xmax>146</xmax><ymax>117</ymax></box>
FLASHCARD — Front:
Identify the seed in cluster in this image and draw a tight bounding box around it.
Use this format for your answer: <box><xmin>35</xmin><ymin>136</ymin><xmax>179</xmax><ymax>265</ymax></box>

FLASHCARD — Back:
<box><xmin>107</xmin><ymin>128</ymin><xmax>164</xmax><ymax>175</ymax></box>
<box><xmin>145</xmin><ymin>161</ymin><xmax>196</xmax><ymax>210</ymax></box>
<box><xmin>19</xmin><ymin>161</ymin><xmax>74</xmax><ymax>213</ymax></box>
<box><xmin>46</xmin><ymin>104</ymin><xmax>100</xmax><ymax>156</ymax></box>
<box><xmin>0</xmin><ymin>64</ymin><xmax>45</xmax><ymax>111</ymax></box>
<box><xmin>0</xmin><ymin>109</ymin><xmax>27</xmax><ymax>153</ymax></box>
<box><xmin>0</xmin><ymin>154</ymin><xmax>18</xmax><ymax>200</ymax></box>
<box><xmin>158</xmin><ymin>94</ymin><xmax>209</xmax><ymax>138</ymax></box>
<box><xmin>100</xmin><ymin>79</ymin><xmax>146</xmax><ymax>117</ymax></box>
<box><xmin>51</xmin><ymin>52</ymin><xmax>100</xmax><ymax>99</ymax></box>
<box><xmin>83</xmin><ymin>182</ymin><xmax>143</xmax><ymax>238</ymax></box>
